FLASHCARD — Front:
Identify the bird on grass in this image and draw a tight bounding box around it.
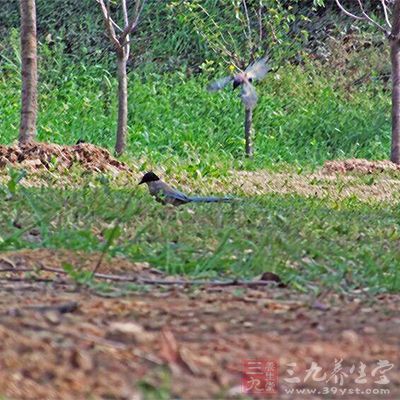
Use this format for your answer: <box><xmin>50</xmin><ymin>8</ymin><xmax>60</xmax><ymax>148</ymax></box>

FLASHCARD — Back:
<box><xmin>139</xmin><ymin>171</ymin><xmax>234</xmax><ymax>206</ymax></box>
<box><xmin>207</xmin><ymin>56</ymin><xmax>270</xmax><ymax>110</ymax></box>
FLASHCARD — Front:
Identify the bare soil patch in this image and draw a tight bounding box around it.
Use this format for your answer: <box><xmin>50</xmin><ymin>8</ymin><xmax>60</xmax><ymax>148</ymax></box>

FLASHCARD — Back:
<box><xmin>0</xmin><ymin>142</ymin><xmax>130</xmax><ymax>173</ymax></box>
<box><xmin>0</xmin><ymin>250</ymin><xmax>398</xmax><ymax>399</ymax></box>
<box><xmin>0</xmin><ymin>248</ymin><xmax>159</xmax><ymax>277</ymax></box>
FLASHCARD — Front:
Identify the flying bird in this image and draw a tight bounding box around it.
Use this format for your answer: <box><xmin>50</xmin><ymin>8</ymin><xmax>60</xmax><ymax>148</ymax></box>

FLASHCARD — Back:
<box><xmin>207</xmin><ymin>56</ymin><xmax>270</xmax><ymax>110</ymax></box>
<box><xmin>139</xmin><ymin>172</ymin><xmax>234</xmax><ymax>206</ymax></box>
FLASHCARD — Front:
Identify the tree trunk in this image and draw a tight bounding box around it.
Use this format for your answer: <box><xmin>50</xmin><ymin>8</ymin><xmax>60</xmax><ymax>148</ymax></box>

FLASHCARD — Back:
<box><xmin>244</xmin><ymin>108</ymin><xmax>253</xmax><ymax>157</ymax></box>
<box><xmin>19</xmin><ymin>0</ymin><xmax>38</xmax><ymax>144</ymax></box>
<box><xmin>390</xmin><ymin>0</ymin><xmax>400</xmax><ymax>164</ymax></box>
<box><xmin>115</xmin><ymin>54</ymin><xmax>128</xmax><ymax>156</ymax></box>
<box><xmin>391</xmin><ymin>40</ymin><xmax>400</xmax><ymax>164</ymax></box>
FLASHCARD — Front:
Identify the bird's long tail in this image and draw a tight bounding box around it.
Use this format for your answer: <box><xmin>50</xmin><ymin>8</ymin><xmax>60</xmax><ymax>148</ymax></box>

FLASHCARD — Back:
<box><xmin>189</xmin><ymin>196</ymin><xmax>235</xmax><ymax>203</ymax></box>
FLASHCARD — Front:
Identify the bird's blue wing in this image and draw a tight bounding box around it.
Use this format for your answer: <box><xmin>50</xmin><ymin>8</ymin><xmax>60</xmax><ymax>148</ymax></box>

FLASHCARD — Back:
<box><xmin>207</xmin><ymin>76</ymin><xmax>233</xmax><ymax>92</ymax></box>
<box><xmin>245</xmin><ymin>57</ymin><xmax>269</xmax><ymax>81</ymax></box>
<box><xmin>164</xmin><ymin>187</ymin><xmax>191</xmax><ymax>202</ymax></box>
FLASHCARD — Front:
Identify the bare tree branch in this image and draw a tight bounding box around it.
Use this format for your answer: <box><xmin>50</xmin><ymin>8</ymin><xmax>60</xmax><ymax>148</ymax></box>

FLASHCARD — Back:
<box><xmin>121</xmin><ymin>0</ymin><xmax>130</xmax><ymax>59</ymax></box>
<box><xmin>334</xmin><ymin>0</ymin><xmax>364</xmax><ymax>21</ymax></box>
<box><xmin>381</xmin><ymin>0</ymin><xmax>392</xmax><ymax>28</ymax></box>
<box><xmin>242</xmin><ymin>0</ymin><xmax>253</xmax><ymax>50</ymax></box>
<box><xmin>357</xmin><ymin>0</ymin><xmax>388</xmax><ymax>32</ymax></box>
<box><xmin>195</xmin><ymin>3</ymin><xmax>241</xmax><ymax>68</ymax></box>
<box><xmin>191</xmin><ymin>3</ymin><xmax>247</xmax><ymax>70</ymax></box>
<box><xmin>195</xmin><ymin>28</ymin><xmax>242</xmax><ymax>70</ymax></box>
<box><xmin>96</xmin><ymin>0</ymin><xmax>121</xmax><ymax>49</ymax></box>
<box><xmin>120</xmin><ymin>0</ymin><xmax>147</xmax><ymax>45</ymax></box>
<box><xmin>107</xmin><ymin>0</ymin><xmax>123</xmax><ymax>32</ymax></box>
<box><xmin>258</xmin><ymin>2</ymin><xmax>263</xmax><ymax>45</ymax></box>
<box><xmin>121</xmin><ymin>0</ymin><xmax>129</xmax><ymax>27</ymax></box>
<box><xmin>133</xmin><ymin>0</ymin><xmax>141</xmax><ymax>18</ymax></box>
<box><xmin>335</xmin><ymin>0</ymin><xmax>389</xmax><ymax>34</ymax></box>
<box><xmin>111</xmin><ymin>18</ymin><xmax>123</xmax><ymax>32</ymax></box>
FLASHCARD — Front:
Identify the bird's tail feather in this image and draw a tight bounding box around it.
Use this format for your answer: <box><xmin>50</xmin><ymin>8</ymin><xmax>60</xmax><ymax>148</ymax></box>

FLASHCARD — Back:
<box><xmin>189</xmin><ymin>196</ymin><xmax>235</xmax><ymax>203</ymax></box>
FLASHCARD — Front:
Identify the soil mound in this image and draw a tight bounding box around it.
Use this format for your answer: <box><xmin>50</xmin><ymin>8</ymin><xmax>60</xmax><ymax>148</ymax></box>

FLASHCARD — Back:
<box><xmin>0</xmin><ymin>142</ymin><xmax>130</xmax><ymax>173</ymax></box>
<box><xmin>323</xmin><ymin>158</ymin><xmax>400</xmax><ymax>174</ymax></box>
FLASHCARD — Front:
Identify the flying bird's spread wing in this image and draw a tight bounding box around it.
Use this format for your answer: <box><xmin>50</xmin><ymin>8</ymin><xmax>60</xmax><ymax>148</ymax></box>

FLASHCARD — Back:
<box><xmin>245</xmin><ymin>57</ymin><xmax>269</xmax><ymax>81</ymax></box>
<box><xmin>207</xmin><ymin>76</ymin><xmax>233</xmax><ymax>92</ymax></box>
<box><xmin>241</xmin><ymin>81</ymin><xmax>258</xmax><ymax>110</ymax></box>
<box><xmin>207</xmin><ymin>57</ymin><xmax>269</xmax><ymax>110</ymax></box>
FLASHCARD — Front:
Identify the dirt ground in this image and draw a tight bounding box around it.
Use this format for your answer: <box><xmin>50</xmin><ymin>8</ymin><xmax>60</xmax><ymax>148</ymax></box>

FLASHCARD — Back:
<box><xmin>0</xmin><ymin>144</ymin><xmax>399</xmax><ymax>398</ymax></box>
<box><xmin>0</xmin><ymin>250</ymin><xmax>399</xmax><ymax>400</ymax></box>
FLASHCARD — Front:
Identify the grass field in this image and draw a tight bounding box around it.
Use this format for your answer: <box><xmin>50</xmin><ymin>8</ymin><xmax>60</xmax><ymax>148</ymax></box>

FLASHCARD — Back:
<box><xmin>1</xmin><ymin>165</ymin><xmax>399</xmax><ymax>293</ymax></box>
<box><xmin>0</xmin><ymin>60</ymin><xmax>391</xmax><ymax>171</ymax></box>
<box><xmin>0</xmin><ymin>49</ymin><xmax>398</xmax><ymax>294</ymax></box>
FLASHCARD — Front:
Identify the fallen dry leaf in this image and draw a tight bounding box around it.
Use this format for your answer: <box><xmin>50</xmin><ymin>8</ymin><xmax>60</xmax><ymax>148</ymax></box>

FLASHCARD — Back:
<box><xmin>106</xmin><ymin>321</ymin><xmax>154</xmax><ymax>344</ymax></box>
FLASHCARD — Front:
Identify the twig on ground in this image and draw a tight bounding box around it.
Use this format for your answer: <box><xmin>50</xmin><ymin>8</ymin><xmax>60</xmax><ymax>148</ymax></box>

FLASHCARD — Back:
<box><xmin>42</xmin><ymin>265</ymin><xmax>141</xmax><ymax>281</ymax></box>
<box><xmin>3</xmin><ymin>301</ymin><xmax>79</xmax><ymax>317</ymax></box>
<box><xmin>23</xmin><ymin>301</ymin><xmax>79</xmax><ymax>314</ymax></box>
<box><xmin>0</xmin><ymin>257</ymin><xmax>17</xmax><ymax>269</ymax></box>
<box><xmin>0</xmin><ymin>277</ymin><xmax>55</xmax><ymax>283</ymax></box>
<box><xmin>138</xmin><ymin>278</ymin><xmax>282</xmax><ymax>287</ymax></box>
<box><xmin>1</xmin><ymin>265</ymin><xmax>283</xmax><ymax>287</ymax></box>
<box><xmin>0</xmin><ymin>266</ymin><xmax>32</xmax><ymax>272</ymax></box>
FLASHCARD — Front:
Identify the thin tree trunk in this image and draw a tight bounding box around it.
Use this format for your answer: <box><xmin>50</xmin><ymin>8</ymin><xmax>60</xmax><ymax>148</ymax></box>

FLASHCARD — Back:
<box><xmin>244</xmin><ymin>108</ymin><xmax>253</xmax><ymax>157</ymax></box>
<box><xmin>391</xmin><ymin>40</ymin><xmax>400</xmax><ymax>164</ymax></box>
<box><xmin>19</xmin><ymin>0</ymin><xmax>38</xmax><ymax>144</ymax></box>
<box><xmin>115</xmin><ymin>54</ymin><xmax>128</xmax><ymax>156</ymax></box>
<box><xmin>390</xmin><ymin>0</ymin><xmax>400</xmax><ymax>164</ymax></box>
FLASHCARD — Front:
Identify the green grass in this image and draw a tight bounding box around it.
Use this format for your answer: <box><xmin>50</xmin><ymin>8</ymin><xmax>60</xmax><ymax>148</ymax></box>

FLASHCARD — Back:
<box><xmin>0</xmin><ymin>36</ymin><xmax>397</xmax><ymax>294</ymax></box>
<box><xmin>0</xmin><ymin>171</ymin><xmax>399</xmax><ymax>293</ymax></box>
<box><xmin>0</xmin><ymin>58</ymin><xmax>391</xmax><ymax>172</ymax></box>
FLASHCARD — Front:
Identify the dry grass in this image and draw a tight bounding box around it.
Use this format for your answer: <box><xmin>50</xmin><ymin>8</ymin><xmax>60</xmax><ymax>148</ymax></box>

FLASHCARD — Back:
<box><xmin>225</xmin><ymin>169</ymin><xmax>400</xmax><ymax>203</ymax></box>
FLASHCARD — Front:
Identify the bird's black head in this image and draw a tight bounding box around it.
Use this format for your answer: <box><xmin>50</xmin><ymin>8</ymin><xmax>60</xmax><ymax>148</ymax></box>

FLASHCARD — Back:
<box><xmin>139</xmin><ymin>171</ymin><xmax>160</xmax><ymax>185</ymax></box>
<box><xmin>233</xmin><ymin>73</ymin><xmax>246</xmax><ymax>90</ymax></box>
<box><xmin>233</xmin><ymin>77</ymin><xmax>241</xmax><ymax>90</ymax></box>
